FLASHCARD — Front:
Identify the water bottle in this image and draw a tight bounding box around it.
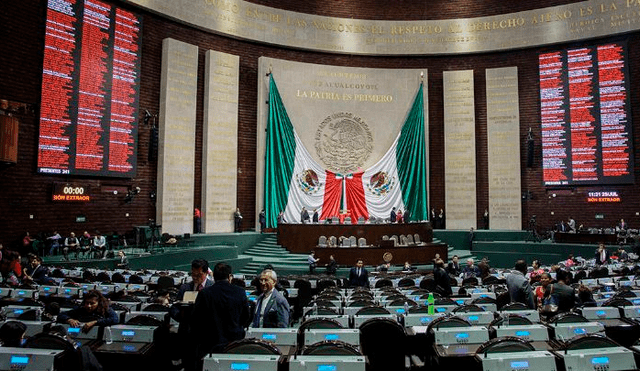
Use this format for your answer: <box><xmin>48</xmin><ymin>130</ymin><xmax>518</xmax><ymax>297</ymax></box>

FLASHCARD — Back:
<box><xmin>313</xmin><ymin>302</ymin><xmax>318</xmax><ymax>315</ymax></box>
<box><xmin>105</xmin><ymin>326</ymin><xmax>113</xmax><ymax>345</ymax></box>
<box><xmin>35</xmin><ymin>308</ymin><xmax>42</xmax><ymax>322</ymax></box>
<box><xmin>404</xmin><ymin>301</ymin><xmax>409</xmax><ymax>314</ymax></box>
<box><xmin>427</xmin><ymin>293</ymin><xmax>435</xmax><ymax>315</ymax></box>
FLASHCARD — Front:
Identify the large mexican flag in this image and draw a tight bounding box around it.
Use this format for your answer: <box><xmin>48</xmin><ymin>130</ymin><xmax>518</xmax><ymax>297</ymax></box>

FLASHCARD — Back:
<box><xmin>263</xmin><ymin>75</ymin><xmax>427</xmax><ymax>228</ymax></box>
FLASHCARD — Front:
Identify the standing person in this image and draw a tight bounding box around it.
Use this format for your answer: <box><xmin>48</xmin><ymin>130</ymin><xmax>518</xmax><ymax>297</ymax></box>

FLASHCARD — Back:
<box><xmin>312</xmin><ymin>208</ymin><xmax>319</xmax><ymax>223</ymax></box>
<box><xmin>194</xmin><ymin>208</ymin><xmax>201</xmax><ymax>234</ymax></box>
<box><xmin>567</xmin><ymin>216</ymin><xmax>576</xmax><ymax>233</ymax></box>
<box><xmin>300</xmin><ymin>207</ymin><xmax>310</xmax><ymax>224</ymax></box>
<box><xmin>506</xmin><ymin>260</ymin><xmax>535</xmax><ymax>309</ymax></box>
<box><xmin>396</xmin><ymin>210</ymin><xmax>404</xmax><ymax>224</ymax></box>
<box><xmin>483</xmin><ymin>209</ymin><xmax>489</xmax><ymax>230</ymax></box>
<box><xmin>349</xmin><ymin>259</ymin><xmax>369</xmax><ymax>288</ymax></box>
<box><xmin>326</xmin><ymin>255</ymin><xmax>337</xmax><ymax>275</ymax></box>
<box><xmin>307</xmin><ymin>251</ymin><xmax>319</xmax><ymax>274</ymax></box>
<box><xmin>390</xmin><ymin>207</ymin><xmax>397</xmax><ymax>223</ymax></box>
<box><xmin>169</xmin><ymin>259</ymin><xmax>214</xmax><ymax>368</ymax></box>
<box><xmin>259</xmin><ymin>210</ymin><xmax>266</xmax><ymax>232</ymax></box>
<box><xmin>22</xmin><ymin>232</ymin><xmax>34</xmax><ymax>254</ymax></box>
<box><xmin>438</xmin><ymin>209</ymin><xmax>446</xmax><ymax>229</ymax></box>
<box><xmin>595</xmin><ymin>243</ymin><xmax>609</xmax><ymax>265</ymax></box>
<box><xmin>234</xmin><ymin>208</ymin><xmax>243</xmax><ymax>232</ymax></box>
<box><xmin>430</xmin><ymin>207</ymin><xmax>436</xmax><ymax>224</ymax></box>
<box><xmin>467</xmin><ymin>227</ymin><xmax>475</xmax><ymax>250</ymax></box>
<box><xmin>547</xmin><ymin>269</ymin><xmax>575</xmax><ymax>313</ymax></box>
<box><xmin>433</xmin><ymin>259</ymin><xmax>452</xmax><ymax>296</ymax></box>
<box><xmin>277</xmin><ymin>211</ymin><xmax>287</xmax><ymax>224</ymax></box>
<box><xmin>251</xmin><ymin>269</ymin><xmax>290</xmax><ymax>328</ymax></box>
<box><xmin>47</xmin><ymin>231</ymin><xmax>61</xmax><ymax>256</ymax></box>
<box><xmin>190</xmin><ymin>263</ymin><xmax>249</xmax><ymax>370</ymax></box>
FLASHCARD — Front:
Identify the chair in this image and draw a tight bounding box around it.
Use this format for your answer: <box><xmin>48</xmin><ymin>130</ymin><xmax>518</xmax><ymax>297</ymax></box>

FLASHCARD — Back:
<box><xmin>549</xmin><ymin>312</ymin><xmax>589</xmax><ymax>324</ymax></box>
<box><xmin>356</xmin><ymin>306</ymin><xmax>391</xmax><ymax>315</ymax></box>
<box><xmin>316</xmin><ymin>279</ymin><xmax>337</xmax><ymax>292</ymax></box>
<box><xmin>349</xmin><ymin>236</ymin><xmax>357</xmax><ymax>246</ymax></box>
<box><xmin>389</xmin><ymin>235</ymin><xmax>398</xmax><ymax>246</ymax></box>
<box><xmin>328</xmin><ymin>236</ymin><xmax>337</xmax><ymax>247</ymax></box>
<box><xmin>358</xmin><ymin>238</ymin><xmax>367</xmax><ymax>247</ymax></box>
<box><xmin>318</xmin><ymin>236</ymin><xmax>327</xmax><ymax>248</ymax></box>
<box><xmin>406</xmin><ymin>234</ymin><xmax>415</xmax><ymax>245</ymax></box>
<box><xmin>142</xmin><ymin>303</ymin><xmax>170</xmax><ymax>312</ymax></box>
<box><xmin>398</xmin><ymin>278</ymin><xmax>415</xmax><ymax>288</ymax></box>
<box><xmin>399</xmin><ymin>235</ymin><xmax>409</xmax><ymax>246</ymax></box>
<box><xmin>359</xmin><ymin>318</ymin><xmax>407</xmax><ymax>371</ymax></box>
<box><xmin>332</xmin><ymin>217</ymin><xmax>339</xmax><ymax>224</ymax></box>
<box><xmin>111</xmin><ymin>272</ymin><xmax>125</xmax><ymax>283</ymax></box>
<box><xmin>128</xmin><ymin>274</ymin><xmax>144</xmax><ymax>284</ymax></box>
<box><xmin>341</xmin><ymin>238</ymin><xmax>351</xmax><ymax>247</ymax></box>
<box><xmin>501</xmin><ymin>302</ymin><xmax>529</xmax><ymax>311</ymax></box>
<box><xmin>462</xmin><ymin>277</ymin><xmax>479</xmax><ymax>286</ymax></box>
<box><xmin>304</xmin><ymin>306</ymin><xmax>339</xmax><ymax>318</ymax></box>
<box><xmin>96</xmin><ymin>272</ymin><xmax>110</xmax><ymax>282</ymax></box>
<box><xmin>25</xmin><ymin>333</ymin><xmax>82</xmax><ymax>370</ymax></box>
<box><xmin>302</xmin><ymin>340</ymin><xmax>362</xmax><ymax>355</ymax></box>
<box><xmin>156</xmin><ymin>276</ymin><xmax>175</xmax><ymax>290</ymax></box>
<box><xmin>224</xmin><ymin>338</ymin><xmax>281</xmax><ymax>355</ymax></box>
<box><xmin>297</xmin><ymin>317</ymin><xmax>344</xmax><ymax>346</ymax></box>
<box><xmin>489</xmin><ymin>314</ymin><xmax>532</xmax><ymax>327</ymax></box>
<box><xmin>344</xmin><ymin>217</ymin><xmax>351</xmax><ymax>224</ymax></box>
<box><xmin>126</xmin><ymin>314</ymin><xmax>164</xmax><ymax>326</ymax></box>
<box><xmin>375</xmin><ymin>278</ymin><xmax>393</xmax><ymax>288</ymax></box>
<box><xmin>382</xmin><ymin>235</ymin><xmax>389</xmax><ymax>240</ymax></box>
<box><xmin>476</xmin><ymin>337</ymin><xmax>535</xmax><ymax>354</ymax></box>
<box><xmin>357</xmin><ymin>217</ymin><xmax>365</xmax><ymax>224</ymax></box>
<box><xmin>389</xmin><ymin>298</ymin><xmax>417</xmax><ymax>307</ymax></box>
<box><xmin>561</xmin><ymin>334</ymin><xmax>620</xmax><ymax>350</ymax></box>
<box><xmin>414</xmin><ymin>234</ymin><xmax>421</xmax><ymax>244</ymax></box>
<box><xmin>452</xmin><ymin>304</ymin><xmax>484</xmax><ymax>313</ymax></box>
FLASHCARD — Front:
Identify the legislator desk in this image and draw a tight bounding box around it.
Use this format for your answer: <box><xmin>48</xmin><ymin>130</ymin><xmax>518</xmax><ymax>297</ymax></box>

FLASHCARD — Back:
<box><xmin>277</xmin><ymin>222</ymin><xmax>447</xmax><ymax>265</ymax></box>
<box><xmin>555</xmin><ymin>232</ymin><xmax>617</xmax><ymax>245</ymax></box>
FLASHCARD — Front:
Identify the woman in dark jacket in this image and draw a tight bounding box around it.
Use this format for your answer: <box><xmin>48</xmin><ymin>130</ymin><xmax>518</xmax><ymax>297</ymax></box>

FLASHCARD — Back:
<box><xmin>58</xmin><ymin>290</ymin><xmax>119</xmax><ymax>333</ymax></box>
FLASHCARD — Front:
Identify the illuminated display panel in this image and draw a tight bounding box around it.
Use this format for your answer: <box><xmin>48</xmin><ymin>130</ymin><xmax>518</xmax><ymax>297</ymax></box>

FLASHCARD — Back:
<box><xmin>539</xmin><ymin>41</ymin><xmax>633</xmax><ymax>186</ymax></box>
<box><xmin>37</xmin><ymin>0</ymin><xmax>142</xmax><ymax>178</ymax></box>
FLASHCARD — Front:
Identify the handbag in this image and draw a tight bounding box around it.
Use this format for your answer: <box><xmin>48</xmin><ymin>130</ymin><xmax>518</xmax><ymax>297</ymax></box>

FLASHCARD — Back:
<box><xmin>541</xmin><ymin>285</ymin><xmax>559</xmax><ymax>313</ymax></box>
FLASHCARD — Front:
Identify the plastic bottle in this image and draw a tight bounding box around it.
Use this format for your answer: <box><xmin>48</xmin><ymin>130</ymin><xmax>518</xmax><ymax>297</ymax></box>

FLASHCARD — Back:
<box><xmin>404</xmin><ymin>301</ymin><xmax>409</xmax><ymax>314</ymax></box>
<box><xmin>427</xmin><ymin>293</ymin><xmax>435</xmax><ymax>315</ymax></box>
<box><xmin>313</xmin><ymin>302</ymin><xmax>318</xmax><ymax>315</ymax></box>
<box><xmin>35</xmin><ymin>308</ymin><xmax>42</xmax><ymax>322</ymax></box>
<box><xmin>105</xmin><ymin>326</ymin><xmax>113</xmax><ymax>345</ymax></box>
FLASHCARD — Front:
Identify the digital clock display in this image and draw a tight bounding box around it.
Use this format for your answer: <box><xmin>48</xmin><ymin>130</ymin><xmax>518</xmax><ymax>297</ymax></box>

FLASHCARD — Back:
<box><xmin>52</xmin><ymin>183</ymin><xmax>91</xmax><ymax>202</ymax></box>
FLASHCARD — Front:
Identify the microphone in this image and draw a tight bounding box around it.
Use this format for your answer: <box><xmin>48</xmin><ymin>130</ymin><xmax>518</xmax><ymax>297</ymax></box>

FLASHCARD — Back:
<box><xmin>145</xmin><ymin>110</ymin><xmax>151</xmax><ymax>118</ymax></box>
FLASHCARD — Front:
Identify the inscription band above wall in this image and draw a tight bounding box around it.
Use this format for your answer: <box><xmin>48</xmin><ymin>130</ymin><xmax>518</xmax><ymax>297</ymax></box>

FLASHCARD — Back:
<box><xmin>126</xmin><ymin>0</ymin><xmax>640</xmax><ymax>55</ymax></box>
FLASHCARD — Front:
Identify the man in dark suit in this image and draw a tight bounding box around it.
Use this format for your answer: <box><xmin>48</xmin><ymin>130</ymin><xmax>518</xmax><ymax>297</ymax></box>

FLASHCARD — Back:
<box><xmin>251</xmin><ymin>269</ymin><xmax>290</xmax><ymax>328</ymax></box>
<box><xmin>349</xmin><ymin>259</ymin><xmax>369</xmax><ymax>287</ymax></box>
<box><xmin>191</xmin><ymin>262</ymin><xmax>250</xmax><ymax>369</ymax></box>
<box><xmin>595</xmin><ymin>243</ymin><xmax>610</xmax><ymax>265</ymax></box>
<box><xmin>446</xmin><ymin>255</ymin><xmax>462</xmax><ymax>276</ymax></box>
<box><xmin>169</xmin><ymin>259</ymin><xmax>214</xmax><ymax>371</ymax></box>
<box><xmin>390</xmin><ymin>207</ymin><xmax>397</xmax><ymax>223</ymax></box>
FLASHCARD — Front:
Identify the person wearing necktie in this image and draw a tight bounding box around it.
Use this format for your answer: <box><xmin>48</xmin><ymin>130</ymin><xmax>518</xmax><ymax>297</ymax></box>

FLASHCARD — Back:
<box><xmin>251</xmin><ymin>269</ymin><xmax>290</xmax><ymax>328</ymax></box>
<box><xmin>349</xmin><ymin>259</ymin><xmax>369</xmax><ymax>288</ymax></box>
<box><xmin>595</xmin><ymin>243</ymin><xmax>609</xmax><ymax>265</ymax></box>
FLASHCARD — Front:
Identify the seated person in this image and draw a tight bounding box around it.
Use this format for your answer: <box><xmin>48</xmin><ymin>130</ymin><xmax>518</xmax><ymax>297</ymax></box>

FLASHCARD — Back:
<box><xmin>23</xmin><ymin>254</ymin><xmax>50</xmax><ymax>285</ymax></box>
<box><xmin>64</xmin><ymin>232</ymin><xmax>79</xmax><ymax>260</ymax></box>
<box><xmin>402</xmin><ymin>261</ymin><xmax>416</xmax><ymax>272</ymax></box>
<box><xmin>78</xmin><ymin>231</ymin><xmax>92</xmax><ymax>258</ymax></box>
<box><xmin>58</xmin><ymin>290</ymin><xmax>119</xmax><ymax>333</ymax></box>
<box><xmin>376</xmin><ymin>262</ymin><xmax>391</xmax><ymax>272</ymax></box>
<box><xmin>92</xmin><ymin>232</ymin><xmax>106</xmax><ymax>259</ymax></box>
<box><xmin>0</xmin><ymin>321</ymin><xmax>27</xmax><ymax>347</ymax></box>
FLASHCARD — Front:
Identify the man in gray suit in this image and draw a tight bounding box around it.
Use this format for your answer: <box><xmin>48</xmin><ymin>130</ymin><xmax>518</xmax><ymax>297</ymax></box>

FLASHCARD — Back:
<box><xmin>251</xmin><ymin>269</ymin><xmax>290</xmax><ymax>328</ymax></box>
<box><xmin>506</xmin><ymin>259</ymin><xmax>535</xmax><ymax>309</ymax></box>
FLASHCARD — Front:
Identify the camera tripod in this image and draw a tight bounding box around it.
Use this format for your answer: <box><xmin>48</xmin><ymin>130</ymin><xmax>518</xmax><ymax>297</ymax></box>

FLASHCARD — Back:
<box><xmin>526</xmin><ymin>218</ymin><xmax>541</xmax><ymax>242</ymax></box>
